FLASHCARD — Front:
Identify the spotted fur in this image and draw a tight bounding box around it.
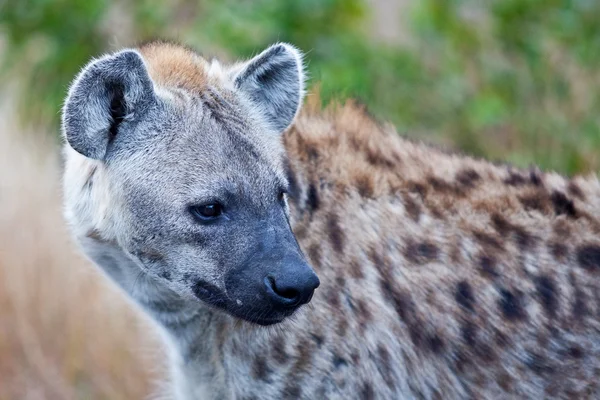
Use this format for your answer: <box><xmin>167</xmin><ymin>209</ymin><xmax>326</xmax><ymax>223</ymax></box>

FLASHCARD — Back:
<box><xmin>63</xmin><ymin>41</ymin><xmax>600</xmax><ymax>399</ymax></box>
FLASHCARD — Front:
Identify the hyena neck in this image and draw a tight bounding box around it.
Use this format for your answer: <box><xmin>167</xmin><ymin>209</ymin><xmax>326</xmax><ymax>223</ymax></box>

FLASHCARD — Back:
<box><xmin>80</xmin><ymin>235</ymin><xmax>235</xmax><ymax>399</ymax></box>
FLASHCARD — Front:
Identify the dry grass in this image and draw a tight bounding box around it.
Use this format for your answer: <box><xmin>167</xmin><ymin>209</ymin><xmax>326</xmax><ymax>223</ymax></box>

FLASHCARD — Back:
<box><xmin>0</xmin><ymin>98</ymin><xmax>164</xmax><ymax>399</ymax></box>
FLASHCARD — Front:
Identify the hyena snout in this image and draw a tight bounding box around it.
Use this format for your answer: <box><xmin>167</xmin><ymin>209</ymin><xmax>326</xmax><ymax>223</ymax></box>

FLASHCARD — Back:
<box><xmin>264</xmin><ymin>255</ymin><xmax>320</xmax><ymax>309</ymax></box>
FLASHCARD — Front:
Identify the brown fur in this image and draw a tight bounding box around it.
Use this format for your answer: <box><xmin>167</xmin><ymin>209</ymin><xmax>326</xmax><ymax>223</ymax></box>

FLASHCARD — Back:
<box><xmin>138</xmin><ymin>42</ymin><xmax>209</xmax><ymax>92</ymax></box>
<box><xmin>276</xmin><ymin>97</ymin><xmax>600</xmax><ymax>398</ymax></box>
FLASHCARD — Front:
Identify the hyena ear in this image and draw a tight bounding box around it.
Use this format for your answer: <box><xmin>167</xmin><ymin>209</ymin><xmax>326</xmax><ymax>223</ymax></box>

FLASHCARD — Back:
<box><xmin>62</xmin><ymin>50</ymin><xmax>155</xmax><ymax>160</ymax></box>
<box><xmin>233</xmin><ymin>43</ymin><xmax>305</xmax><ymax>133</ymax></box>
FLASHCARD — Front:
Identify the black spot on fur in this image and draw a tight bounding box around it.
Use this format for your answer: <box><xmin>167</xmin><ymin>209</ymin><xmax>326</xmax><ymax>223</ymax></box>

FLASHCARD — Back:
<box><xmin>573</xmin><ymin>287</ymin><xmax>589</xmax><ymax>321</ymax></box>
<box><xmin>366</xmin><ymin>150</ymin><xmax>396</xmax><ymax>169</ymax></box>
<box><xmin>491</xmin><ymin>213</ymin><xmax>511</xmax><ymax>236</ymax></box>
<box><xmin>327</xmin><ymin>213</ymin><xmax>346</xmax><ymax>254</ymax></box>
<box><xmin>504</xmin><ymin>171</ymin><xmax>528</xmax><ymax>186</ymax></box>
<box><xmin>405</xmin><ymin>241</ymin><xmax>439</xmax><ymax>264</ymax></box>
<box><xmin>252</xmin><ymin>356</ymin><xmax>272</xmax><ymax>382</ymax></box>
<box><xmin>513</xmin><ymin>227</ymin><xmax>537</xmax><ymax>251</ymax></box>
<box><xmin>498</xmin><ymin>288</ymin><xmax>526</xmax><ymax>321</ymax></box>
<box><xmin>159</xmin><ymin>270</ymin><xmax>172</xmax><ymax>281</ymax></box>
<box><xmin>360</xmin><ymin>382</ymin><xmax>375</xmax><ymax>400</ymax></box>
<box><xmin>271</xmin><ymin>335</ymin><xmax>288</xmax><ymax>364</ymax></box>
<box><xmin>355</xmin><ymin>298</ymin><xmax>373</xmax><ymax>329</ymax></box>
<box><xmin>577</xmin><ymin>245</ymin><xmax>600</xmax><ymax>272</ymax></box>
<box><xmin>535</xmin><ymin>275</ymin><xmax>558</xmax><ymax>318</ymax></box>
<box><xmin>426</xmin><ymin>334</ymin><xmax>445</xmax><ymax>355</ymax></box>
<box><xmin>332</xmin><ymin>352</ymin><xmax>348</xmax><ymax>369</ymax></box>
<box><xmin>290</xmin><ymin>338</ymin><xmax>313</xmax><ymax>376</ymax></box>
<box><xmin>475</xmin><ymin>342</ymin><xmax>498</xmax><ymax>364</ymax></box>
<box><xmin>282</xmin><ymin>382</ymin><xmax>302</xmax><ymax>399</ymax></box>
<box><xmin>336</xmin><ymin>318</ymin><xmax>349</xmax><ymax>337</ymax></box>
<box><xmin>526</xmin><ymin>352</ymin><xmax>554</xmax><ymax>375</ymax></box>
<box><xmin>324</xmin><ymin>288</ymin><xmax>341</xmax><ymax>309</ymax></box>
<box><xmin>307</xmin><ymin>244</ymin><xmax>322</xmax><ymax>269</ymax></box>
<box><xmin>519</xmin><ymin>192</ymin><xmax>550</xmax><ymax>213</ymax></box>
<box><xmin>379</xmin><ymin>279</ymin><xmax>411</xmax><ymax>322</ymax></box>
<box><xmin>455</xmin><ymin>168</ymin><xmax>481</xmax><ymax>188</ymax></box>
<box><xmin>310</xmin><ymin>333</ymin><xmax>324</xmax><ymax>348</ymax></box>
<box><xmin>549</xmin><ymin>242</ymin><xmax>568</xmax><ymax>260</ymax></box>
<box><xmin>568</xmin><ymin>345</ymin><xmax>584</xmax><ymax>359</ymax></box>
<box><xmin>479</xmin><ymin>255</ymin><xmax>499</xmax><ymax>279</ymax></box>
<box><xmin>455</xmin><ymin>281</ymin><xmax>475</xmax><ymax>312</ymax></box>
<box><xmin>550</xmin><ymin>191</ymin><xmax>577</xmax><ymax>217</ymax></box>
<box><xmin>570</xmin><ymin>273</ymin><xmax>589</xmax><ymax>322</ymax></box>
<box><xmin>306</xmin><ymin>144</ymin><xmax>319</xmax><ymax>161</ymax></box>
<box><xmin>307</xmin><ymin>182</ymin><xmax>320</xmax><ymax>211</ymax></box>
<box><xmin>283</xmin><ymin>159</ymin><xmax>298</xmax><ymax>203</ymax></box>
<box><xmin>461</xmin><ymin>321</ymin><xmax>477</xmax><ymax>347</ymax></box>
<box><xmin>529</xmin><ymin>169</ymin><xmax>543</xmax><ymax>186</ymax></box>
<box><xmin>427</xmin><ymin>176</ymin><xmax>464</xmax><ymax>196</ymax></box>
<box><xmin>349</xmin><ymin>258</ymin><xmax>364</xmax><ymax>280</ymax></box>
<box><xmin>407</xmin><ymin>181</ymin><xmax>427</xmax><ymax>198</ymax></box>
<box><xmin>473</xmin><ymin>231</ymin><xmax>503</xmax><ymax>251</ymax></box>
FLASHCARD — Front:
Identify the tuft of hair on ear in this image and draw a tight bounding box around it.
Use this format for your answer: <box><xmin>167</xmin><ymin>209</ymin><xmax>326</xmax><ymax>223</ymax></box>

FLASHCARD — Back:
<box><xmin>233</xmin><ymin>43</ymin><xmax>306</xmax><ymax>133</ymax></box>
<box><xmin>62</xmin><ymin>50</ymin><xmax>155</xmax><ymax>160</ymax></box>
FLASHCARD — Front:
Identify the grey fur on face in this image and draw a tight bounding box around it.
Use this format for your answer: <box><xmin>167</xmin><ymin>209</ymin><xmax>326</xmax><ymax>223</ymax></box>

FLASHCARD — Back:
<box><xmin>62</xmin><ymin>43</ymin><xmax>318</xmax><ymax>326</ymax></box>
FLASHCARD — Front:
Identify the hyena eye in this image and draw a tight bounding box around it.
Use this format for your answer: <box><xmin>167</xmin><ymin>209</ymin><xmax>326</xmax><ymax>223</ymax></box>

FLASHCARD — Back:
<box><xmin>190</xmin><ymin>203</ymin><xmax>223</xmax><ymax>221</ymax></box>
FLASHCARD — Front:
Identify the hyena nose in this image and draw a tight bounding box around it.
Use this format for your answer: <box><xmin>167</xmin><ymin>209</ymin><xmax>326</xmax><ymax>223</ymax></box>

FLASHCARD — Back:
<box><xmin>264</xmin><ymin>260</ymin><xmax>320</xmax><ymax>309</ymax></box>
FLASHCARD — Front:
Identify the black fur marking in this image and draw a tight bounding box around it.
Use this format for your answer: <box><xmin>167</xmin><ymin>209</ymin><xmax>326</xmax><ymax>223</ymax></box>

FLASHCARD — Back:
<box><xmin>498</xmin><ymin>288</ymin><xmax>526</xmax><ymax>321</ymax></box>
<box><xmin>513</xmin><ymin>227</ymin><xmax>537</xmax><ymax>251</ymax></box>
<box><xmin>455</xmin><ymin>168</ymin><xmax>481</xmax><ymax>188</ymax></box>
<box><xmin>577</xmin><ymin>245</ymin><xmax>600</xmax><ymax>272</ymax></box>
<box><xmin>480</xmin><ymin>255</ymin><xmax>499</xmax><ymax>279</ymax></box>
<box><xmin>307</xmin><ymin>182</ymin><xmax>320</xmax><ymax>211</ymax></box>
<box><xmin>568</xmin><ymin>345</ymin><xmax>584</xmax><ymax>359</ymax></box>
<box><xmin>529</xmin><ymin>169</ymin><xmax>543</xmax><ymax>186</ymax></box>
<box><xmin>405</xmin><ymin>241</ymin><xmax>439</xmax><ymax>264</ymax></box>
<box><xmin>461</xmin><ymin>321</ymin><xmax>477</xmax><ymax>347</ymax></box>
<box><xmin>271</xmin><ymin>335</ymin><xmax>289</xmax><ymax>364</ymax></box>
<box><xmin>159</xmin><ymin>270</ymin><xmax>172</xmax><ymax>281</ymax></box>
<box><xmin>550</xmin><ymin>190</ymin><xmax>577</xmax><ymax>217</ymax></box>
<box><xmin>426</xmin><ymin>334</ymin><xmax>445</xmax><ymax>355</ymax></box>
<box><xmin>282</xmin><ymin>382</ymin><xmax>302</xmax><ymax>399</ymax></box>
<box><xmin>332</xmin><ymin>352</ymin><xmax>349</xmax><ymax>369</ymax></box>
<box><xmin>526</xmin><ymin>352</ymin><xmax>554</xmax><ymax>375</ymax></box>
<box><xmin>535</xmin><ymin>275</ymin><xmax>558</xmax><ymax>318</ymax></box>
<box><xmin>251</xmin><ymin>356</ymin><xmax>272</xmax><ymax>382</ymax></box>
<box><xmin>360</xmin><ymin>382</ymin><xmax>375</xmax><ymax>400</ymax></box>
<box><xmin>327</xmin><ymin>213</ymin><xmax>346</xmax><ymax>254</ymax></box>
<box><xmin>504</xmin><ymin>172</ymin><xmax>528</xmax><ymax>186</ymax></box>
<box><xmin>455</xmin><ymin>281</ymin><xmax>475</xmax><ymax>312</ymax></box>
<box><xmin>310</xmin><ymin>333</ymin><xmax>324</xmax><ymax>348</ymax></box>
<box><xmin>283</xmin><ymin>158</ymin><xmax>299</xmax><ymax>204</ymax></box>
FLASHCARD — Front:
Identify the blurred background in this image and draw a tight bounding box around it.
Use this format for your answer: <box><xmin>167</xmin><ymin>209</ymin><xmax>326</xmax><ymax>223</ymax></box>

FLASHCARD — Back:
<box><xmin>0</xmin><ymin>0</ymin><xmax>599</xmax><ymax>398</ymax></box>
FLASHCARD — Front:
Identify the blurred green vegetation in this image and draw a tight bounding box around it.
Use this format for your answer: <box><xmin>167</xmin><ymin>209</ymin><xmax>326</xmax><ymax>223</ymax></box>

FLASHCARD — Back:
<box><xmin>1</xmin><ymin>0</ymin><xmax>599</xmax><ymax>174</ymax></box>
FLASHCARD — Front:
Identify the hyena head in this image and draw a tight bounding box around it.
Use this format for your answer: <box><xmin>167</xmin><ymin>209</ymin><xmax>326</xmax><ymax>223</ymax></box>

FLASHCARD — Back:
<box><xmin>62</xmin><ymin>42</ymin><xmax>319</xmax><ymax>325</ymax></box>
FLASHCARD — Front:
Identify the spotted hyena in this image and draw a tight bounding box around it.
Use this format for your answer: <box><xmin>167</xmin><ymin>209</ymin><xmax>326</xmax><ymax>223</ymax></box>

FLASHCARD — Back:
<box><xmin>62</xmin><ymin>41</ymin><xmax>600</xmax><ymax>399</ymax></box>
